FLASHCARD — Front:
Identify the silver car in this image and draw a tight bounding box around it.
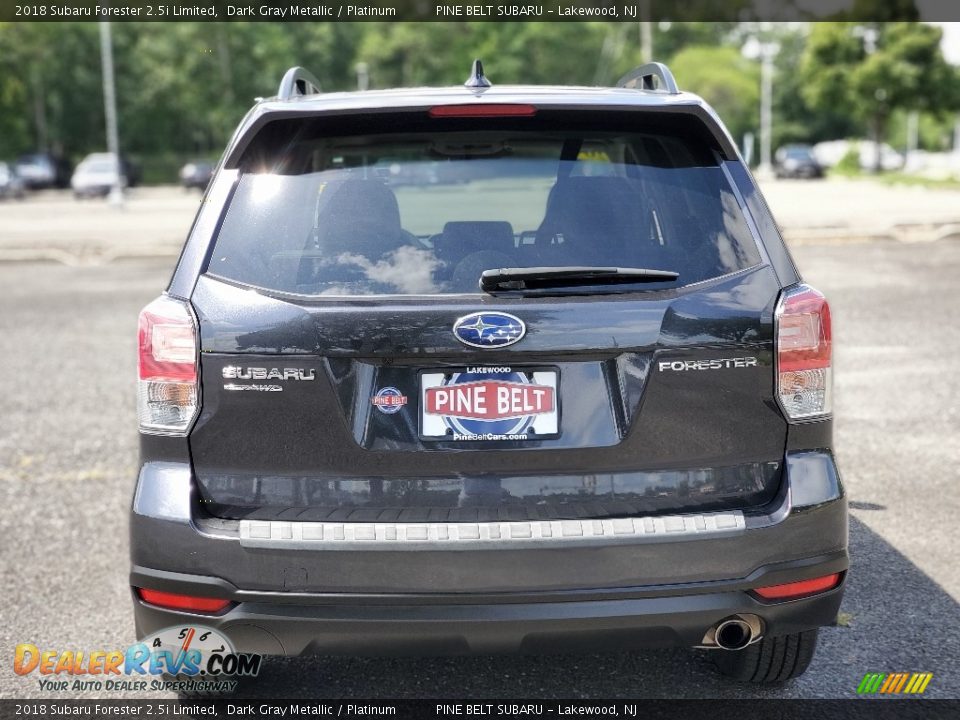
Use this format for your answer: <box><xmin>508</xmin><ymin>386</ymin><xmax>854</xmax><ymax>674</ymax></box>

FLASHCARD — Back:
<box><xmin>0</xmin><ymin>162</ymin><xmax>26</xmax><ymax>200</ymax></box>
<box><xmin>71</xmin><ymin>153</ymin><xmax>127</xmax><ymax>198</ymax></box>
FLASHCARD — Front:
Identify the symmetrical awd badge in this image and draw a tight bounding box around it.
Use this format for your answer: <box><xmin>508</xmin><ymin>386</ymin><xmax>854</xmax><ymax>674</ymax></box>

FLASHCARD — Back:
<box><xmin>453</xmin><ymin>312</ymin><xmax>526</xmax><ymax>348</ymax></box>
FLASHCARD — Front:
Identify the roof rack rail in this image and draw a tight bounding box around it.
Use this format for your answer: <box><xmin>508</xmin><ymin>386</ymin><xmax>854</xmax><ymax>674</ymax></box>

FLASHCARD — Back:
<box><xmin>616</xmin><ymin>62</ymin><xmax>679</xmax><ymax>94</ymax></box>
<box><xmin>277</xmin><ymin>66</ymin><xmax>323</xmax><ymax>101</ymax></box>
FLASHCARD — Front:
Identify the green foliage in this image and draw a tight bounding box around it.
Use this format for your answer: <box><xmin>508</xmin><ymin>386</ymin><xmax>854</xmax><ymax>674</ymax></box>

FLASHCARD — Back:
<box><xmin>669</xmin><ymin>45</ymin><xmax>759</xmax><ymax>144</ymax></box>
<box><xmin>0</xmin><ymin>21</ymin><xmax>620</xmax><ymax>168</ymax></box>
<box><xmin>652</xmin><ymin>21</ymin><xmax>739</xmax><ymax>65</ymax></box>
<box><xmin>834</xmin><ymin>145</ymin><xmax>862</xmax><ymax>175</ymax></box>
<box><xmin>359</xmin><ymin>23</ymin><xmax>614</xmax><ymax>88</ymax></box>
<box><xmin>772</xmin><ymin>25</ymin><xmax>859</xmax><ymax>149</ymax></box>
<box><xmin>0</xmin><ymin>20</ymin><xmax>955</xmax><ymax>183</ymax></box>
<box><xmin>886</xmin><ymin>108</ymin><xmax>957</xmax><ymax>152</ymax></box>
<box><xmin>0</xmin><ymin>23</ymin><xmax>104</xmax><ymax>159</ymax></box>
<box><xmin>800</xmin><ymin>22</ymin><xmax>960</xmax><ymax>171</ymax></box>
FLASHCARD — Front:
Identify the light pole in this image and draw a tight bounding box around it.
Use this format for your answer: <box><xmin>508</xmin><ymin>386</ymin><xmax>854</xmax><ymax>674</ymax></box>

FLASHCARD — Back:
<box><xmin>853</xmin><ymin>25</ymin><xmax>882</xmax><ymax>172</ymax></box>
<box><xmin>356</xmin><ymin>62</ymin><xmax>369</xmax><ymax>91</ymax></box>
<box><xmin>906</xmin><ymin>110</ymin><xmax>919</xmax><ymax>169</ymax></box>
<box><xmin>757</xmin><ymin>40</ymin><xmax>779</xmax><ymax>178</ymax></box>
<box><xmin>639</xmin><ymin>0</ymin><xmax>653</xmax><ymax>63</ymax></box>
<box><xmin>742</xmin><ymin>27</ymin><xmax>779</xmax><ymax>178</ymax></box>
<box><xmin>955</xmin><ymin>114</ymin><xmax>960</xmax><ymax>157</ymax></box>
<box><xmin>98</xmin><ymin>20</ymin><xmax>123</xmax><ymax>207</ymax></box>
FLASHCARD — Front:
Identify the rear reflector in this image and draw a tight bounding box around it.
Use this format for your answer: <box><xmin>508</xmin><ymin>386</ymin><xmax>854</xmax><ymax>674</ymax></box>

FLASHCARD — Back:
<box><xmin>429</xmin><ymin>104</ymin><xmax>537</xmax><ymax>118</ymax></box>
<box><xmin>137</xmin><ymin>295</ymin><xmax>199</xmax><ymax>435</ymax></box>
<box><xmin>137</xmin><ymin>588</ymin><xmax>230</xmax><ymax>614</ymax></box>
<box><xmin>775</xmin><ymin>283</ymin><xmax>832</xmax><ymax>420</ymax></box>
<box><xmin>753</xmin><ymin>572</ymin><xmax>842</xmax><ymax>601</ymax></box>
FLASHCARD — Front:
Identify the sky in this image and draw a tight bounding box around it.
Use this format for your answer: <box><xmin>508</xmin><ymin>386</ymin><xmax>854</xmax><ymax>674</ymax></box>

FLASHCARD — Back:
<box><xmin>932</xmin><ymin>22</ymin><xmax>960</xmax><ymax>64</ymax></box>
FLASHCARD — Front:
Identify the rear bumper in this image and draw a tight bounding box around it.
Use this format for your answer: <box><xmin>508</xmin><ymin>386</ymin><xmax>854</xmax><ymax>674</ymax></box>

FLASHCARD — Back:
<box><xmin>130</xmin><ymin>451</ymin><xmax>847</xmax><ymax>655</ymax></box>
<box><xmin>132</xmin><ymin>557</ymin><xmax>845</xmax><ymax>656</ymax></box>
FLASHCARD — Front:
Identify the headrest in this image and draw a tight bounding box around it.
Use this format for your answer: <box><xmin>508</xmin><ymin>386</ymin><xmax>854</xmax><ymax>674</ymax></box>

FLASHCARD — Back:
<box><xmin>312</xmin><ymin>179</ymin><xmax>403</xmax><ymax>257</ymax></box>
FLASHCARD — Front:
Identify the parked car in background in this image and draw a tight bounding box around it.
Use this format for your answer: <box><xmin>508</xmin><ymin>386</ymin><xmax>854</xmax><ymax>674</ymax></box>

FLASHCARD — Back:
<box><xmin>774</xmin><ymin>144</ymin><xmax>824</xmax><ymax>179</ymax></box>
<box><xmin>71</xmin><ymin>153</ymin><xmax>124</xmax><ymax>198</ymax></box>
<box><xmin>902</xmin><ymin>149</ymin><xmax>960</xmax><ymax>179</ymax></box>
<box><xmin>0</xmin><ymin>162</ymin><xmax>26</xmax><ymax>200</ymax></box>
<box><xmin>373</xmin><ymin>157</ymin><xmax>444</xmax><ymax>185</ymax></box>
<box><xmin>179</xmin><ymin>161</ymin><xmax>214</xmax><ymax>191</ymax></box>
<box><xmin>813</xmin><ymin>139</ymin><xmax>905</xmax><ymax>172</ymax></box>
<box><xmin>71</xmin><ymin>153</ymin><xmax>140</xmax><ymax>198</ymax></box>
<box><xmin>14</xmin><ymin>152</ymin><xmax>71</xmax><ymax>189</ymax></box>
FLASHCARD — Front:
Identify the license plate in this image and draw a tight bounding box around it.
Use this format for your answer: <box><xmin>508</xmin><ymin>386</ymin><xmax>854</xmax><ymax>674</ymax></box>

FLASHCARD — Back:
<box><xmin>420</xmin><ymin>367</ymin><xmax>559</xmax><ymax>441</ymax></box>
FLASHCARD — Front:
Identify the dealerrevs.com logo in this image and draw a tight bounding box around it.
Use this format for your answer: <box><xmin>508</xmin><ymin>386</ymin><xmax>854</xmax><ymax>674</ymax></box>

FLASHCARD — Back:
<box><xmin>14</xmin><ymin>626</ymin><xmax>261</xmax><ymax>694</ymax></box>
<box><xmin>857</xmin><ymin>672</ymin><xmax>934</xmax><ymax>695</ymax></box>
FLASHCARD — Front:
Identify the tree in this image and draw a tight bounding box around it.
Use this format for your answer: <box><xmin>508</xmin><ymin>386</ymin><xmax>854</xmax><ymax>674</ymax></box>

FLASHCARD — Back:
<box><xmin>0</xmin><ymin>23</ymin><xmax>103</xmax><ymax>160</ymax></box>
<box><xmin>757</xmin><ymin>25</ymin><xmax>859</xmax><ymax>150</ymax></box>
<box><xmin>649</xmin><ymin>21</ymin><xmax>739</xmax><ymax>64</ymax></box>
<box><xmin>358</xmin><ymin>23</ymin><xmax>614</xmax><ymax>89</ymax></box>
<box><xmin>800</xmin><ymin>22</ymin><xmax>959</xmax><ymax>172</ymax></box>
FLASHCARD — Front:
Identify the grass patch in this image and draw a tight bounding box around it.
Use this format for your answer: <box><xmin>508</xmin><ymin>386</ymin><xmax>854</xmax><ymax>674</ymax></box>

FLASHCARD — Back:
<box><xmin>827</xmin><ymin>168</ymin><xmax>960</xmax><ymax>190</ymax></box>
<box><xmin>874</xmin><ymin>172</ymin><xmax>960</xmax><ymax>190</ymax></box>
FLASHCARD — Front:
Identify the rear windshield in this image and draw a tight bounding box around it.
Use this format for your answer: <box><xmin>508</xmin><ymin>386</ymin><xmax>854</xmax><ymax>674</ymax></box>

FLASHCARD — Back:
<box><xmin>208</xmin><ymin>115</ymin><xmax>761</xmax><ymax>296</ymax></box>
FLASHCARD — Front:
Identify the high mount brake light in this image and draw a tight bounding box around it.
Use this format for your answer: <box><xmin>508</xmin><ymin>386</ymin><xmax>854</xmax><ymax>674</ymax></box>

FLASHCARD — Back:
<box><xmin>775</xmin><ymin>284</ymin><xmax>832</xmax><ymax>420</ymax></box>
<box><xmin>429</xmin><ymin>104</ymin><xmax>537</xmax><ymax>118</ymax></box>
<box><xmin>137</xmin><ymin>295</ymin><xmax>199</xmax><ymax>435</ymax></box>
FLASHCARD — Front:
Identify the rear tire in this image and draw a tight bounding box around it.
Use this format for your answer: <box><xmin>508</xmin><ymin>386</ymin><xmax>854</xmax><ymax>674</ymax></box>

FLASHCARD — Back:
<box><xmin>713</xmin><ymin>629</ymin><xmax>819</xmax><ymax>683</ymax></box>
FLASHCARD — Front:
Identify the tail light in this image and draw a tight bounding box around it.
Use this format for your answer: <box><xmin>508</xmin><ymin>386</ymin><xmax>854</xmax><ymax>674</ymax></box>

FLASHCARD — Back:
<box><xmin>753</xmin><ymin>572</ymin><xmax>843</xmax><ymax>601</ymax></box>
<box><xmin>136</xmin><ymin>588</ymin><xmax>230</xmax><ymax>614</ymax></box>
<box><xmin>137</xmin><ymin>295</ymin><xmax>199</xmax><ymax>435</ymax></box>
<box><xmin>775</xmin><ymin>283</ymin><xmax>832</xmax><ymax>420</ymax></box>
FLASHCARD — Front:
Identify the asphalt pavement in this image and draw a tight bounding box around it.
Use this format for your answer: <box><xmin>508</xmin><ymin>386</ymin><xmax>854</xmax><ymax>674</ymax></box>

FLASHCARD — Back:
<box><xmin>0</xmin><ymin>239</ymin><xmax>958</xmax><ymax>700</ymax></box>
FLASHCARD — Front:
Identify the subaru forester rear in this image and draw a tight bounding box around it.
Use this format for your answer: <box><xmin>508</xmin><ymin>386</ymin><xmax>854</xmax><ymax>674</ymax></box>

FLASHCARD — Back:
<box><xmin>131</xmin><ymin>61</ymin><xmax>847</xmax><ymax>683</ymax></box>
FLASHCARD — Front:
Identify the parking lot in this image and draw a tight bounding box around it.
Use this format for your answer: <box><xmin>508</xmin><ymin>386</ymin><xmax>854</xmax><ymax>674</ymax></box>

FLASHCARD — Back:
<box><xmin>2</xmin><ymin>178</ymin><xmax>960</xmax><ymax>263</ymax></box>
<box><xmin>1</xmin><ymin>184</ymin><xmax>959</xmax><ymax>700</ymax></box>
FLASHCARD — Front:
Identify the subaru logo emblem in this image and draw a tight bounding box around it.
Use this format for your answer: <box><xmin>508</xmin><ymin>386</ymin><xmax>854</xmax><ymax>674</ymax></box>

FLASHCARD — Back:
<box><xmin>453</xmin><ymin>312</ymin><xmax>526</xmax><ymax>349</ymax></box>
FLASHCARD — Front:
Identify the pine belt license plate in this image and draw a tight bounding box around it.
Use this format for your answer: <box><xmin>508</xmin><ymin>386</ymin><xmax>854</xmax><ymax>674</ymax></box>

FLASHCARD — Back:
<box><xmin>420</xmin><ymin>366</ymin><xmax>560</xmax><ymax>441</ymax></box>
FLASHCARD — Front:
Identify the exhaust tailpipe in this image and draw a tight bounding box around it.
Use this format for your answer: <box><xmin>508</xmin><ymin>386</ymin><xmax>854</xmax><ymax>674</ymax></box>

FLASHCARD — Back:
<box><xmin>714</xmin><ymin>618</ymin><xmax>754</xmax><ymax>651</ymax></box>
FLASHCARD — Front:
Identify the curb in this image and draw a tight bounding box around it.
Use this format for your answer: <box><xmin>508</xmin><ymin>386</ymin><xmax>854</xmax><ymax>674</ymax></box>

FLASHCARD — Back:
<box><xmin>0</xmin><ymin>244</ymin><xmax>182</xmax><ymax>266</ymax></box>
<box><xmin>782</xmin><ymin>220</ymin><xmax>960</xmax><ymax>246</ymax></box>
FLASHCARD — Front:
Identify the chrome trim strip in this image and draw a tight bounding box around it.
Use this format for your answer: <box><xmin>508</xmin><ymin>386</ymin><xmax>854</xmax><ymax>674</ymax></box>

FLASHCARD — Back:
<box><xmin>238</xmin><ymin>511</ymin><xmax>746</xmax><ymax>551</ymax></box>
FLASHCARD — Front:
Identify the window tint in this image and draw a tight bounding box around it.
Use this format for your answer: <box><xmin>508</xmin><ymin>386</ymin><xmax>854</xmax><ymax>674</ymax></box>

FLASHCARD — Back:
<box><xmin>208</xmin><ymin>127</ymin><xmax>761</xmax><ymax>296</ymax></box>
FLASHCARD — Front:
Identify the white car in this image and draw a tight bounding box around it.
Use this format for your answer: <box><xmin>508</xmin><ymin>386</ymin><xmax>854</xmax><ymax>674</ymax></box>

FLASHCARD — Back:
<box><xmin>812</xmin><ymin>139</ymin><xmax>904</xmax><ymax>172</ymax></box>
<box><xmin>0</xmin><ymin>162</ymin><xmax>26</xmax><ymax>200</ymax></box>
<box><xmin>71</xmin><ymin>153</ymin><xmax>128</xmax><ymax>198</ymax></box>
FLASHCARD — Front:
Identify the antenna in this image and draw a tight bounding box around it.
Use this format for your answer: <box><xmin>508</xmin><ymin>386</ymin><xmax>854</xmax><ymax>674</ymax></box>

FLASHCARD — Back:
<box><xmin>464</xmin><ymin>59</ymin><xmax>492</xmax><ymax>92</ymax></box>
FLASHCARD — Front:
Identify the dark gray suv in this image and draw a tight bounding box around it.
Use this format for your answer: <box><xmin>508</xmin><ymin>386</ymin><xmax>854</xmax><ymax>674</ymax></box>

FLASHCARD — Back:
<box><xmin>131</xmin><ymin>61</ymin><xmax>847</xmax><ymax>683</ymax></box>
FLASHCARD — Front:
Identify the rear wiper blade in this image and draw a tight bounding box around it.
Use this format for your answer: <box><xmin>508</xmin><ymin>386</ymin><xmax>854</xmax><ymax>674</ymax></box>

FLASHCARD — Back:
<box><xmin>480</xmin><ymin>266</ymin><xmax>679</xmax><ymax>293</ymax></box>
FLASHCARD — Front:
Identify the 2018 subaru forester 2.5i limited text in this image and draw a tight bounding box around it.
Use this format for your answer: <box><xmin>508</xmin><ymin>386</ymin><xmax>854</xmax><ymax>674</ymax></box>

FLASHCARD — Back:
<box><xmin>131</xmin><ymin>61</ymin><xmax>846</xmax><ymax>683</ymax></box>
